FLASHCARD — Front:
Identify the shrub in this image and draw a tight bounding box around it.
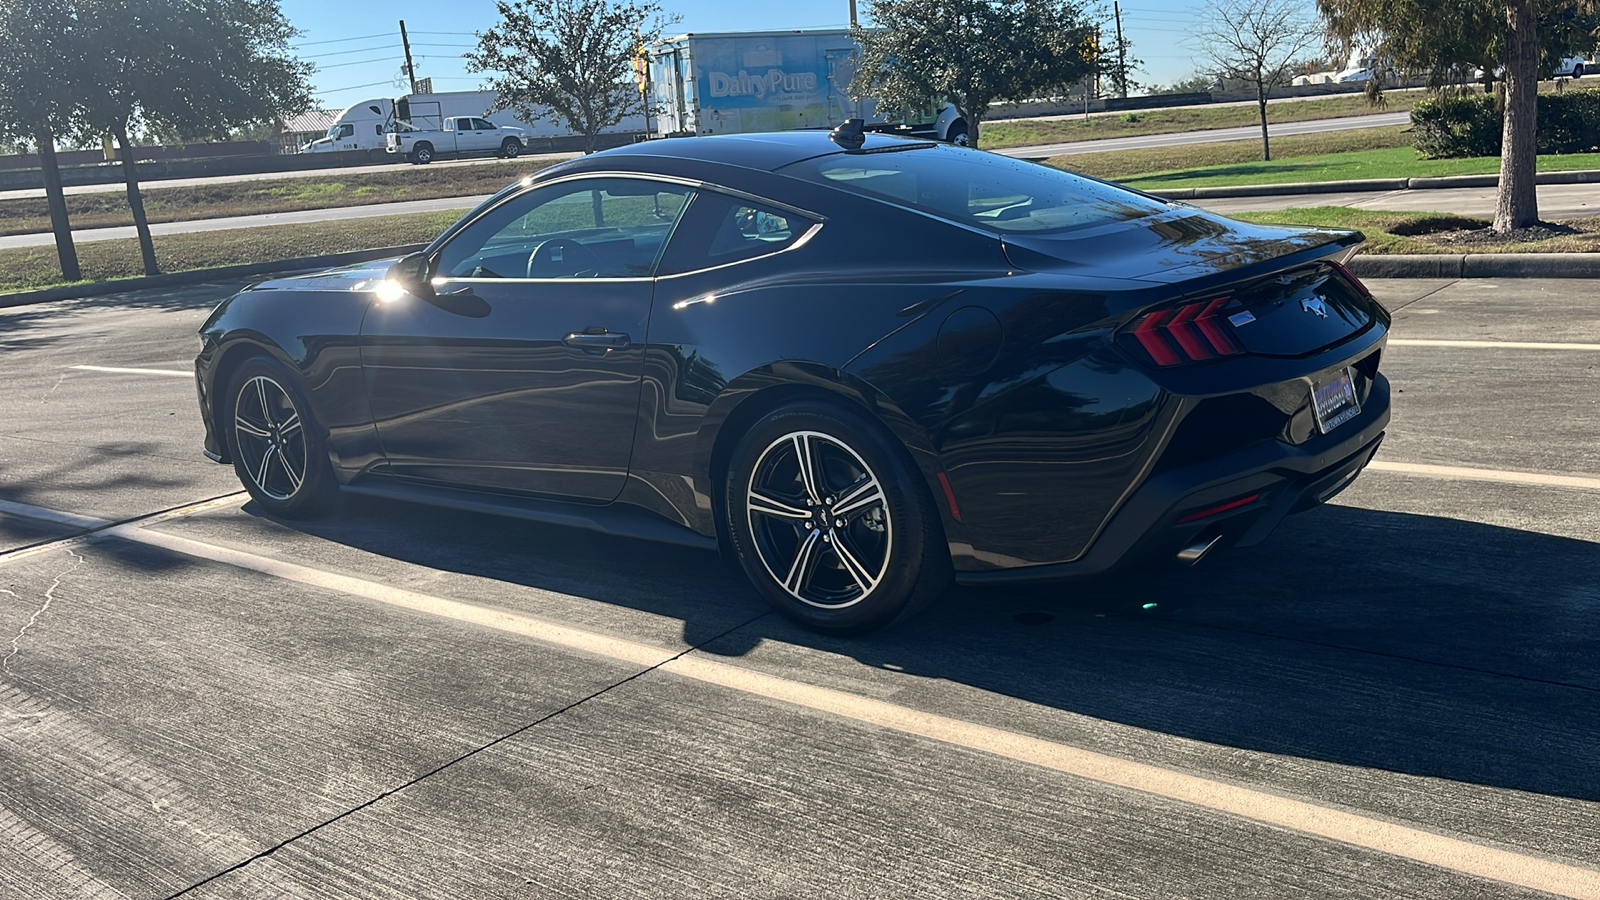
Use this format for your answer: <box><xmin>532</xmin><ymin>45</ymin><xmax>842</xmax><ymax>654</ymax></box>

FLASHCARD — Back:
<box><xmin>1411</xmin><ymin>88</ymin><xmax>1600</xmax><ymax>158</ymax></box>
<box><xmin>1120</xmin><ymin>112</ymin><xmax>1142</xmax><ymax>123</ymax></box>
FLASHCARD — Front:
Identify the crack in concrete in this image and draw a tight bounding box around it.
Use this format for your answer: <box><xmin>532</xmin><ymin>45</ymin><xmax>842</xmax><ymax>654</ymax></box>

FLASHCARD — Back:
<box><xmin>2</xmin><ymin>548</ymin><xmax>83</xmax><ymax>675</ymax></box>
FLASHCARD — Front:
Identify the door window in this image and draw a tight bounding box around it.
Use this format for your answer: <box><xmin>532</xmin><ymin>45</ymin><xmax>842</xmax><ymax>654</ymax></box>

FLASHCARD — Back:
<box><xmin>436</xmin><ymin>178</ymin><xmax>694</xmax><ymax>280</ymax></box>
<box><xmin>658</xmin><ymin>191</ymin><xmax>816</xmax><ymax>275</ymax></box>
<box><xmin>456</xmin><ymin>119</ymin><xmax>472</xmax><ymax>131</ymax></box>
<box><xmin>474</xmin><ymin>118</ymin><xmax>497</xmax><ymax>131</ymax></box>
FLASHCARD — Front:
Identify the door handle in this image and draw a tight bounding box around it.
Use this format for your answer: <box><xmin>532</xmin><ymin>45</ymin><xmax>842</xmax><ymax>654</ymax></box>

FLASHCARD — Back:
<box><xmin>562</xmin><ymin>330</ymin><xmax>631</xmax><ymax>352</ymax></box>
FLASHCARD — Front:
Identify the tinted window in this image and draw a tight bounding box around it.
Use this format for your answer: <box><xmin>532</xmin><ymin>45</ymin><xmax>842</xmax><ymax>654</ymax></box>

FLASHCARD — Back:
<box><xmin>336</xmin><ymin>124</ymin><xmax>353</xmax><ymax>138</ymax></box>
<box><xmin>779</xmin><ymin>145</ymin><xmax>1169</xmax><ymax>235</ymax></box>
<box><xmin>474</xmin><ymin>118</ymin><xmax>497</xmax><ymax>131</ymax></box>
<box><xmin>436</xmin><ymin>178</ymin><xmax>692</xmax><ymax>280</ymax></box>
<box><xmin>658</xmin><ymin>192</ymin><xmax>815</xmax><ymax>275</ymax></box>
<box><xmin>456</xmin><ymin>119</ymin><xmax>471</xmax><ymax>131</ymax></box>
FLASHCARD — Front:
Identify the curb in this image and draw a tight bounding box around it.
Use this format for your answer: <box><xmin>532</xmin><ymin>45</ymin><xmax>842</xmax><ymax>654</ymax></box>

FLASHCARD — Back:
<box><xmin>1149</xmin><ymin>168</ymin><xmax>1600</xmax><ymax>200</ymax></box>
<box><xmin>1348</xmin><ymin>252</ymin><xmax>1600</xmax><ymax>279</ymax></box>
<box><xmin>0</xmin><ymin>244</ymin><xmax>424</xmax><ymax>309</ymax></box>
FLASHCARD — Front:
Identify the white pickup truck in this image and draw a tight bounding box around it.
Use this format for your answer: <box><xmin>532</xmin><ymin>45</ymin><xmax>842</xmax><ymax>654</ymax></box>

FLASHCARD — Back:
<box><xmin>386</xmin><ymin>116</ymin><xmax>531</xmax><ymax>164</ymax></box>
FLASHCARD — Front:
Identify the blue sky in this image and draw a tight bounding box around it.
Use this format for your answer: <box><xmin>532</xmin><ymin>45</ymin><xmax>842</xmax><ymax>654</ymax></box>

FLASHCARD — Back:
<box><xmin>280</xmin><ymin>0</ymin><xmax>1215</xmax><ymax>114</ymax></box>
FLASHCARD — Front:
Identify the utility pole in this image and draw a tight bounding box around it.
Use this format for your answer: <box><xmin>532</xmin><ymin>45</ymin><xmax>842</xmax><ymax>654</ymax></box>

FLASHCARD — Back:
<box><xmin>849</xmin><ymin>0</ymin><xmax>858</xmax><ymax>28</ymax></box>
<box><xmin>399</xmin><ymin>20</ymin><xmax>418</xmax><ymax>94</ymax></box>
<box><xmin>1112</xmin><ymin>1</ymin><xmax>1127</xmax><ymax>99</ymax></box>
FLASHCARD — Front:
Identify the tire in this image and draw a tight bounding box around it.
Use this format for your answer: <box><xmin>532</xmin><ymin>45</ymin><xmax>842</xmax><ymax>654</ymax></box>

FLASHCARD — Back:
<box><xmin>224</xmin><ymin>356</ymin><xmax>335</xmax><ymax>518</ymax></box>
<box><xmin>410</xmin><ymin>142</ymin><xmax>434</xmax><ymax>164</ymax></box>
<box><xmin>724</xmin><ymin>401</ymin><xmax>951</xmax><ymax>634</ymax></box>
<box><xmin>946</xmin><ymin>121</ymin><xmax>970</xmax><ymax>147</ymax></box>
<box><xmin>1575</xmin><ymin>63</ymin><xmax>1585</xmax><ymax>78</ymax></box>
<box><xmin>500</xmin><ymin>138</ymin><xmax>521</xmax><ymax>158</ymax></box>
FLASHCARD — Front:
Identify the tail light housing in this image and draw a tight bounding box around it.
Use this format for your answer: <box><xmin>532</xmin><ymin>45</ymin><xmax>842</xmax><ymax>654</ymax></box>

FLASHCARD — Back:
<box><xmin>1128</xmin><ymin>297</ymin><xmax>1242</xmax><ymax>366</ymax></box>
<box><xmin>1329</xmin><ymin>261</ymin><xmax>1373</xmax><ymax>299</ymax></box>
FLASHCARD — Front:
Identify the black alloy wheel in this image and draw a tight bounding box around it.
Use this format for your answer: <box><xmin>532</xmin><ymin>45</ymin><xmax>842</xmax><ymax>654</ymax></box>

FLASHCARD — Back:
<box><xmin>725</xmin><ymin>401</ymin><xmax>950</xmax><ymax>633</ymax></box>
<box><xmin>225</xmin><ymin>357</ymin><xmax>334</xmax><ymax>517</ymax></box>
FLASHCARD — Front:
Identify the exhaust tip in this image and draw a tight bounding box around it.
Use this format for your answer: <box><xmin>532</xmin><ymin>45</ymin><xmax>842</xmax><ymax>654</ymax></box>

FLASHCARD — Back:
<box><xmin>1176</xmin><ymin>533</ymin><xmax>1223</xmax><ymax>566</ymax></box>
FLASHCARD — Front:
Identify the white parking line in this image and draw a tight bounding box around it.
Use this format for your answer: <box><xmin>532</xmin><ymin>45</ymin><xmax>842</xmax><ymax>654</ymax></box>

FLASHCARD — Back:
<box><xmin>0</xmin><ymin>498</ymin><xmax>110</xmax><ymax>530</ymax></box>
<box><xmin>67</xmin><ymin>365</ymin><xmax>192</xmax><ymax>377</ymax></box>
<box><xmin>1390</xmin><ymin>339</ymin><xmax>1600</xmax><ymax>351</ymax></box>
<box><xmin>18</xmin><ymin>514</ymin><xmax>1583</xmax><ymax>899</ymax></box>
<box><xmin>1369</xmin><ymin>461</ymin><xmax>1600</xmax><ymax>492</ymax></box>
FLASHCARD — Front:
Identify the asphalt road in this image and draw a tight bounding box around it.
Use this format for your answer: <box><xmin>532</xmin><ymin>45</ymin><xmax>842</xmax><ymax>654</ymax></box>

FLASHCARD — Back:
<box><xmin>1</xmin><ymin>278</ymin><xmax>1598</xmax><ymax>898</ymax></box>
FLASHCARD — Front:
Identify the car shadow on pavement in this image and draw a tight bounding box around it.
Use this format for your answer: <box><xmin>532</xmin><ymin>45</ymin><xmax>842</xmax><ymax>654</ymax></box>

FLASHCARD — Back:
<box><xmin>231</xmin><ymin>495</ymin><xmax>1600</xmax><ymax>805</ymax></box>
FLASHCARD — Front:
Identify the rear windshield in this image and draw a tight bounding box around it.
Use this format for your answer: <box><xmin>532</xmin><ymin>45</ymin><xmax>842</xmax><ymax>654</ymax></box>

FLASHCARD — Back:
<box><xmin>779</xmin><ymin>146</ymin><xmax>1170</xmax><ymax>234</ymax></box>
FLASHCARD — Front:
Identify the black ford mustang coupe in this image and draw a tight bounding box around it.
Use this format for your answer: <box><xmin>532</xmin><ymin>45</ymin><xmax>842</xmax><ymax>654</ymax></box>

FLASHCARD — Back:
<box><xmin>195</xmin><ymin>127</ymin><xmax>1390</xmax><ymax>633</ymax></box>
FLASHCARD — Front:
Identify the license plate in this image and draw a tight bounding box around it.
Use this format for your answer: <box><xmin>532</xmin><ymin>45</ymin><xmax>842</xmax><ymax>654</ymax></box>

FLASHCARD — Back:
<box><xmin>1311</xmin><ymin>368</ymin><xmax>1361</xmax><ymax>434</ymax></box>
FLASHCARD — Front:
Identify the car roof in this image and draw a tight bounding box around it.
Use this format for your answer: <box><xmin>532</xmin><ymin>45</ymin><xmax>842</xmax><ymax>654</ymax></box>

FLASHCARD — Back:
<box><xmin>583</xmin><ymin>130</ymin><xmax>927</xmax><ymax>173</ymax></box>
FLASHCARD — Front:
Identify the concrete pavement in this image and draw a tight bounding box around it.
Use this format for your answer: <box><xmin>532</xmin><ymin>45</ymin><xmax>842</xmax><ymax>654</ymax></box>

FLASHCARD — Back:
<box><xmin>0</xmin><ymin>277</ymin><xmax>1597</xmax><ymax>897</ymax></box>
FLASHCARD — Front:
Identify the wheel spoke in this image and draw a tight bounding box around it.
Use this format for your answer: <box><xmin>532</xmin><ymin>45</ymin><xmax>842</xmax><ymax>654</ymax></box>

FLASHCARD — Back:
<box><xmin>831</xmin><ymin>476</ymin><xmax>883</xmax><ymax>519</ymax></box>
<box><xmin>831</xmin><ymin>531</ymin><xmax>879</xmax><ymax>595</ymax></box>
<box><xmin>749</xmin><ymin>489</ymin><xmax>809</xmax><ymax>520</ymax></box>
<box><xmin>793</xmin><ymin>434</ymin><xmax>822</xmax><ymax>504</ymax></box>
<box><xmin>782</xmin><ymin>529</ymin><xmax>823</xmax><ymax>596</ymax></box>
<box><xmin>277</xmin><ymin>410</ymin><xmax>301</xmax><ymax>439</ymax></box>
<box><xmin>279</xmin><ymin>447</ymin><xmax>304</xmax><ymax>493</ymax></box>
<box><xmin>234</xmin><ymin>416</ymin><xmax>271</xmax><ymax>439</ymax></box>
<box><xmin>255</xmin><ymin>378</ymin><xmax>275</xmax><ymax>427</ymax></box>
<box><xmin>252</xmin><ymin>444</ymin><xmax>278</xmax><ymax>490</ymax></box>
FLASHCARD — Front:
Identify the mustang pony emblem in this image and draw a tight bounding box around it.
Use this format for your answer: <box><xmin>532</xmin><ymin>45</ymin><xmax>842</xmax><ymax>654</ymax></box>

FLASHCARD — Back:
<box><xmin>1301</xmin><ymin>296</ymin><xmax>1329</xmax><ymax>318</ymax></box>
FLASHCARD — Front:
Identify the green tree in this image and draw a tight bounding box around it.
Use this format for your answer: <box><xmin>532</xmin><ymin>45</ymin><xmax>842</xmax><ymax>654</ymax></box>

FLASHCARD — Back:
<box><xmin>71</xmin><ymin>0</ymin><xmax>312</xmax><ymax>275</ymax></box>
<box><xmin>0</xmin><ymin>0</ymin><xmax>84</xmax><ymax>281</ymax></box>
<box><xmin>1196</xmin><ymin>0</ymin><xmax>1323</xmax><ymax>162</ymax></box>
<box><xmin>851</xmin><ymin>0</ymin><xmax>1101</xmax><ymax>148</ymax></box>
<box><xmin>468</xmin><ymin>0</ymin><xmax>672</xmax><ymax>154</ymax></box>
<box><xmin>1319</xmin><ymin>0</ymin><xmax>1600</xmax><ymax>231</ymax></box>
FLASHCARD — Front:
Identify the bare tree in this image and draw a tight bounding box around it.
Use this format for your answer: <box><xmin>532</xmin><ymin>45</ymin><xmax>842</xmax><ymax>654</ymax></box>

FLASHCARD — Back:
<box><xmin>1195</xmin><ymin>0</ymin><xmax>1322</xmax><ymax>160</ymax></box>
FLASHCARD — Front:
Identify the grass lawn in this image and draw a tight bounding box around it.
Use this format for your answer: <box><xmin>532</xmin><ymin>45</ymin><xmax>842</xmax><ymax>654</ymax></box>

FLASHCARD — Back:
<box><xmin>0</xmin><ymin>209</ymin><xmax>464</xmax><ymax>294</ymax></box>
<box><xmin>1047</xmin><ymin>126</ymin><xmax>1416</xmax><ymax>183</ymax></box>
<box><xmin>980</xmin><ymin>90</ymin><xmax>1426</xmax><ymax>150</ymax></box>
<box><xmin>0</xmin><ymin>158</ymin><xmax>557</xmax><ymax>237</ymax></box>
<box><xmin>1230</xmin><ymin>207</ymin><xmax>1600</xmax><ymax>254</ymax></box>
<box><xmin>1107</xmin><ymin>145</ymin><xmax>1600</xmax><ymax>190</ymax></box>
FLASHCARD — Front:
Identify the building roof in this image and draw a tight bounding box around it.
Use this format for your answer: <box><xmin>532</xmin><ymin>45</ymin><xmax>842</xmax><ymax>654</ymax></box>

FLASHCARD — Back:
<box><xmin>280</xmin><ymin>108</ymin><xmax>340</xmax><ymax>135</ymax></box>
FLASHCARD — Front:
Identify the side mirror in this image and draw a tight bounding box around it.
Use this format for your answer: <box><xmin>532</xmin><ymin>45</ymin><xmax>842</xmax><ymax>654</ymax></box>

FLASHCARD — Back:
<box><xmin>385</xmin><ymin>252</ymin><xmax>435</xmax><ymax>298</ymax></box>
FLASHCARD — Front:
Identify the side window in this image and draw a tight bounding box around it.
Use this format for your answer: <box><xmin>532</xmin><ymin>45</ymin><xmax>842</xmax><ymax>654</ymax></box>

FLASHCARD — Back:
<box><xmin>435</xmin><ymin>178</ymin><xmax>694</xmax><ymax>280</ymax></box>
<box><xmin>659</xmin><ymin>191</ymin><xmax>816</xmax><ymax>275</ymax></box>
<box><xmin>475</xmin><ymin>118</ymin><xmax>497</xmax><ymax>131</ymax></box>
<box><xmin>456</xmin><ymin>119</ymin><xmax>471</xmax><ymax>132</ymax></box>
<box><xmin>336</xmin><ymin>124</ymin><xmax>354</xmax><ymax>139</ymax></box>
<box><xmin>374</xmin><ymin>124</ymin><xmax>382</xmax><ymax>136</ymax></box>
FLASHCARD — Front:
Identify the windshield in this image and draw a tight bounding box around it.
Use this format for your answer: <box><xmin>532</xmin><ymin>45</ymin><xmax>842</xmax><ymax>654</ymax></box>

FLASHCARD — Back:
<box><xmin>779</xmin><ymin>145</ymin><xmax>1170</xmax><ymax>235</ymax></box>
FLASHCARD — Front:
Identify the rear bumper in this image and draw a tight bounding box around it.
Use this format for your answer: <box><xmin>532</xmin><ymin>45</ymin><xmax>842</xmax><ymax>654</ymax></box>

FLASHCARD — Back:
<box><xmin>955</xmin><ymin>375</ymin><xmax>1390</xmax><ymax>585</ymax></box>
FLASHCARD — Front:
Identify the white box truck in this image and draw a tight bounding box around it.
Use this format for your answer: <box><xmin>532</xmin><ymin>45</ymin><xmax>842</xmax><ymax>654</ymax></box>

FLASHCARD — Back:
<box><xmin>648</xmin><ymin>30</ymin><xmax>967</xmax><ymax>144</ymax></box>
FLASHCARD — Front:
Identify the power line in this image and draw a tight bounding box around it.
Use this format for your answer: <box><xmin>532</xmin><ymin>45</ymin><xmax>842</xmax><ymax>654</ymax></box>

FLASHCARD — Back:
<box><xmin>314</xmin><ymin>55</ymin><xmax>404</xmax><ymax>70</ymax></box>
<box><xmin>291</xmin><ymin>32</ymin><xmax>392</xmax><ymax>48</ymax></box>
<box><xmin>301</xmin><ymin>43</ymin><xmax>399</xmax><ymax>60</ymax></box>
<box><xmin>312</xmin><ymin>79</ymin><xmax>403</xmax><ymax>96</ymax></box>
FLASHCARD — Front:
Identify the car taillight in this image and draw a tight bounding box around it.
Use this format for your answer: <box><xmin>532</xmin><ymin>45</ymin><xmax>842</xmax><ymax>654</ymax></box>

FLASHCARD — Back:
<box><xmin>1130</xmin><ymin>297</ymin><xmax>1241</xmax><ymax>366</ymax></box>
<box><xmin>1329</xmin><ymin>261</ymin><xmax>1373</xmax><ymax>299</ymax></box>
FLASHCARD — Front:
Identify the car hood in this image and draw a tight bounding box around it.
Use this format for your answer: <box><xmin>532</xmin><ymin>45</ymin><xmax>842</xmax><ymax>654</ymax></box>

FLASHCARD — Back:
<box><xmin>250</xmin><ymin>257</ymin><xmax>405</xmax><ymax>292</ymax></box>
<box><xmin>999</xmin><ymin>206</ymin><xmax>1360</xmax><ymax>285</ymax></box>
